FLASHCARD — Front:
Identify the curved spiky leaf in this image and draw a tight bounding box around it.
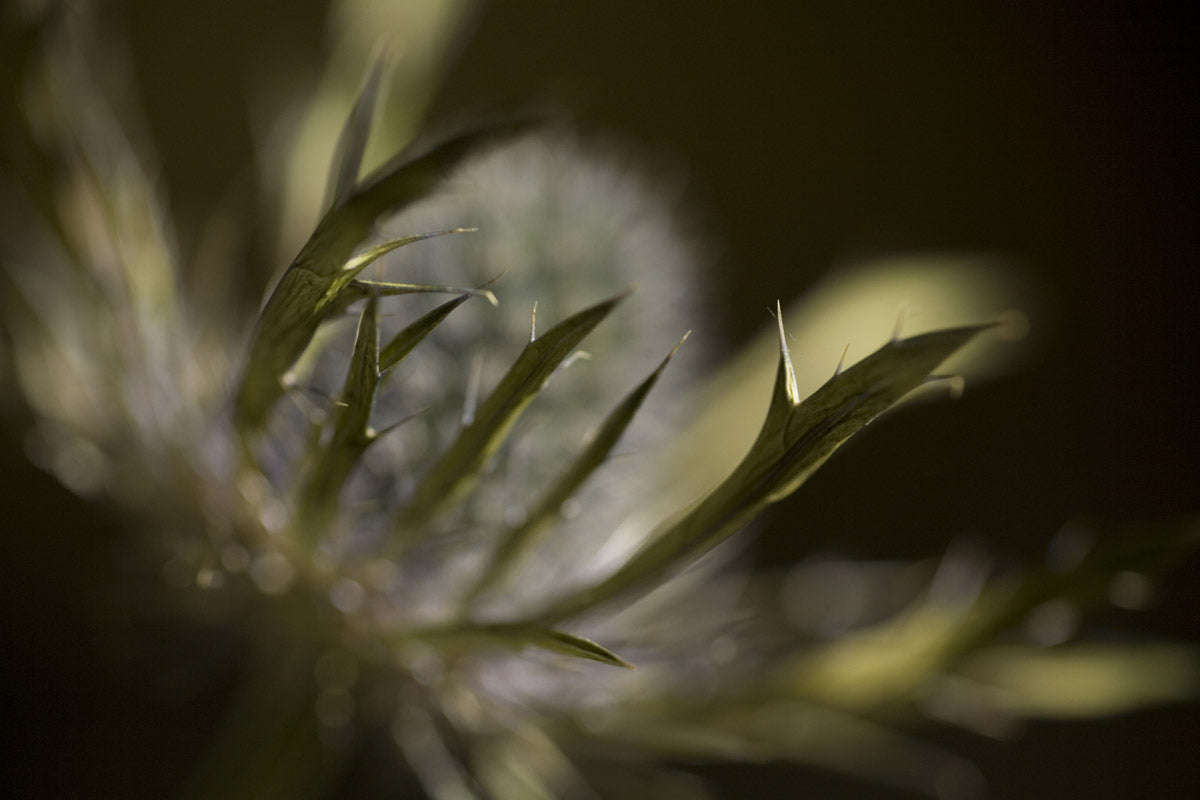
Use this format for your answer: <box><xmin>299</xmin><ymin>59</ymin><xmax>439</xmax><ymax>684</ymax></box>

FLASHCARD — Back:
<box><xmin>348</xmin><ymin>120</ymin><xmax>533</xmax><ymax>236</ymax></box>
<box><xmin>324</xmin><ymin>230</ymin><xmax>497</xmax><ymax>317</ymax></box>
<box><xmin>528</xmin><ymin>626</ymin><xmax>634</xmax><ymax>669</ymax></box>
<box><xmin>380</xmin><ymin>292</ymin><xmax>476</xmax><ymax>375</ymax></box>
<box><xmin>293</xmin><ymin>295</ymin><xmax>380</xmax><ymax>543</ymax></box>
<box><xmin>328</xmin><ymin>52</ymin><xmax>386</xmax><ymax>209</ymax></box>
<box><xmin>235</xmin><ymin>234</ymin><xmax>490</xmax><ymax>437</ymax></box>
<box><xmin>298</xmin><ymin>122</ymin><xmax>531</xmax><ymax>284</ymax></box>
<box><xmin>348</xmin><ymin>278</ymin><xmax>497</xmax><ymax>304</ymax></box>
<box><xmin>465</xmin><ymin>333</ymin><xmax>689</xmax><ymax>607</ymax></box>
<box><xmin>235</xmin><ymin>232</ymin><xmax>452</xmax><ymax>436</ymax></box>
<box><xmin>336</xmin><ymin>272</ymin><xmax>497</xmax><ymax>317</ymax></box>
<box><xmin>397</xmin><ymin>291</ymin><xmax>629</xmax><ymax>531</ymax></box>
<box><xmin>540</xmin><ymin>321</ymin><xmax>991</xmax><ymax>621</ymax></box>
<box><xmin>234</xmin><ymin>123</ymin><xmax>528</xmax><ymax>436</ymax></box>
<box><xmin>401</xmin><ymin>623</ymin><xmax>632</xmax><ymax>669</ymax></box>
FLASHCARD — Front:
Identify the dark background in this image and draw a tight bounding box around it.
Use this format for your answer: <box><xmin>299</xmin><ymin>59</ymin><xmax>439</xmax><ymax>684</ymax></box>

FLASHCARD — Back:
<box><xmin>3</xmin><ymin>1</ymin><xmax>1197</xmax><ymax>797</ymax></box>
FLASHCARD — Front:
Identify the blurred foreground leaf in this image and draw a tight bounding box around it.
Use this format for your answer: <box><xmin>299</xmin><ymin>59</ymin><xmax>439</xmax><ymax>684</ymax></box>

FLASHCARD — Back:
<box><xmin>958</xmin><ymin>641</ymin><xmax>1199</xmax><ymax>719</ymax></box>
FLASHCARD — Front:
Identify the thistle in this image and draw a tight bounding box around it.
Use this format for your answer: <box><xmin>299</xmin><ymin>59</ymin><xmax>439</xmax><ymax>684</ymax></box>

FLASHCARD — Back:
<box><xmin>2</xmin><ymin>4</ymin><xmax>1195</xmax><ymax>800</ymax></box>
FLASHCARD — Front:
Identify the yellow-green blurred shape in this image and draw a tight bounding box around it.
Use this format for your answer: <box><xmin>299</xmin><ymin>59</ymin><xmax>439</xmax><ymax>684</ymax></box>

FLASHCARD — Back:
<box><xmin>958</xmin><ymin>643</ymin><xmax>1200</xmax><ymax>718</ymax></box>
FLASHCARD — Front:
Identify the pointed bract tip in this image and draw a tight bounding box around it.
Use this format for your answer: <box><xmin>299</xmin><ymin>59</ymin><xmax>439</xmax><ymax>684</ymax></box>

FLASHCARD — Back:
<box><xmin>773</xmin><ymin>301</ymin><xmax>800</xmax><ymax>406</ymax></box>
<box><xmin>588</xmin><ymin>286</ymin><xmax>635</xmax><ymax>314</ymax></box>
<box><xmin>362</xmin><ymin>41</ymin><xmax>399</xmax><ymax>88</ymax></box>
<box><xmin>834</xmin><ymin>342</ymin><xmax>850</xmax><ymax>376</ymax></box>
<box><xmin>426</xmin><ymin>226</ymin><xmax>478</xmax><ymax>241</ymax></box>
<box><xmin>892</xmin><ymin>307</ymin><xmax>908</xmax><ymax>342</ymax></box>
<box><xmin>672</xmin><ymin>329</ymin><xmax>692</xmax><ymax>354</ymax></box>
<box><xmin>653</xmin><ymin>330</ymin><xmax>691</xmax><ymax>372</ymax></box>
<box><xmin>476</xmin><ymin>273</ymin><xmax>503</xmax><ymax>306</ymax></box>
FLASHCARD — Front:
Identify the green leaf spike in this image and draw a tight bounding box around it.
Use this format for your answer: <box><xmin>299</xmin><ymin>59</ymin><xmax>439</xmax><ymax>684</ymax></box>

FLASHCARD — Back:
<box><xmin>292</xmin><ymin>295</ymin><xmax>381</xmax><ymax>544</ymax></box>
<box><xmin>538</xmin><ymin>315</ymin><xmax>991</xmax><ymax>621</ymax></box>
<box><xmin>463</xmin><ymin>332</ymin><xmax>690</xmax><ymax>610</ymax></box>
<box><xmin>396</xmin><ymin>291</ymin><xmax>630</xmax><ymax>533</ymax></box>
<box><xmin>234</xmin><ymin>122</ymin><xmax>528</xmax><ymax>438</ymax></box>
<box><xmin>397</xmin><ymin>622</ymin><xmax>633</xmax><ymax>669</ymax></box>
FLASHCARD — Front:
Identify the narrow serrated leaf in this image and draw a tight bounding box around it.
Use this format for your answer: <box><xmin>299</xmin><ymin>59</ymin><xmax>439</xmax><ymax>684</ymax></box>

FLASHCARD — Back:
<box><xmin>234</xmin><ymin>123</ymin><xmax>527</xmax><ymax>435</ymax></box>
<box><xmin>350</xmin><ymin>279</ymin><xmax>497</xmax><ymax>305</ymax></box>
<box><xmin>400</xmin><ymin>622</ymin><xmax>633</xmax><ymax>669</ymax></box>
<box><xmin>381</xmin><ymin>294</ymin><xmax>472</xmax><ymax>374</ymax></box>
<box><xmin>539</xmin><ymin>323</ymin><xmax>990</xmax><ymax>621</ymax></box>
<box><xmin>348</xmin><ymin>120</ymin><xmax>533</xmax><ymax>232</ymax></box>
<box><xmin>377</xmin><ymin>276</ymin><xmax>499</xmax><ymax>375</ymax></box>
<box><xmin>325</xmin><ymin>229</ymin><xmax>496</xmax><ymax>317</ymax></box>
<box><xmin>336</xmin><ymin>273</ymin><xmax>497</xmax><ymax>317</ymax></box>
<box><xmin>465</xmin><ymin>333</ymin><xmax>689</xmax><ymax>608</ymax></box>
<box><xmin>346</xmin><ymin>229</ymin><xmax>471</xmax><ymax>273</ymax></box>
<box><xmin>532</xmin><ymin>627</ymin><xmax>635</xmax><ymax>669</ymax></box>
<box><xmin>293</xmin><ymin>296</ymin><xmax>380</xmax><ymax>543</ymax></box>
<box><xmin>234</xmin><ymin>233</ymin><xmax>423</xmax><ymax>436</ymax></box>
<box><xmin>397</xmin><ymin>291</ymin><xmax>629</xmax><ymax>531</ymax></box>
<box><xmin>328</xmin><ymin>53</ymin><xmax>386</xmax><ymax>208</ymax></box>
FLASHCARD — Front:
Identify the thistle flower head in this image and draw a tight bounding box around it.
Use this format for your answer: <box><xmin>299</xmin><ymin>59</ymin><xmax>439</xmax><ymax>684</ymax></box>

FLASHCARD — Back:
<box><xmin>2</xmin><ymin>5</ymin><xmax>1196</xmax><ymax>799</ymax></box>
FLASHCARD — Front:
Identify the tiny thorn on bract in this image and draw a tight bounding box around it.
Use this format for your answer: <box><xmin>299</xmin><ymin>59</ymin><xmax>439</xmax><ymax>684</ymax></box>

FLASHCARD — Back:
<box><xmin>834</xmin><ymin>342</ymin><xmax>850</xmax><ymax>377</ymax></box>
<box><xmin>892</xmin><ymin>306</ymin><xmax>908</xmax><ymax>341</ymax></box>
<box><xmin>775</xmin><ymin>300</ymin><xmax>800</xmax><ymax>407</ymax></box>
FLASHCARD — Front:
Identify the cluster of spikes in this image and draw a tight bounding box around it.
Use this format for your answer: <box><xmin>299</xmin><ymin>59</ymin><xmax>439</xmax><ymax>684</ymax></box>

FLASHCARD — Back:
<box><xmin>229</xmin><ymin>70</ymin><xmax>993</xmax><ymax>660</ymax></box>
<box><xmin>6</xmin><ymin>8</ymin><xmax>1197</xmax><ymax>799</ymax></box>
